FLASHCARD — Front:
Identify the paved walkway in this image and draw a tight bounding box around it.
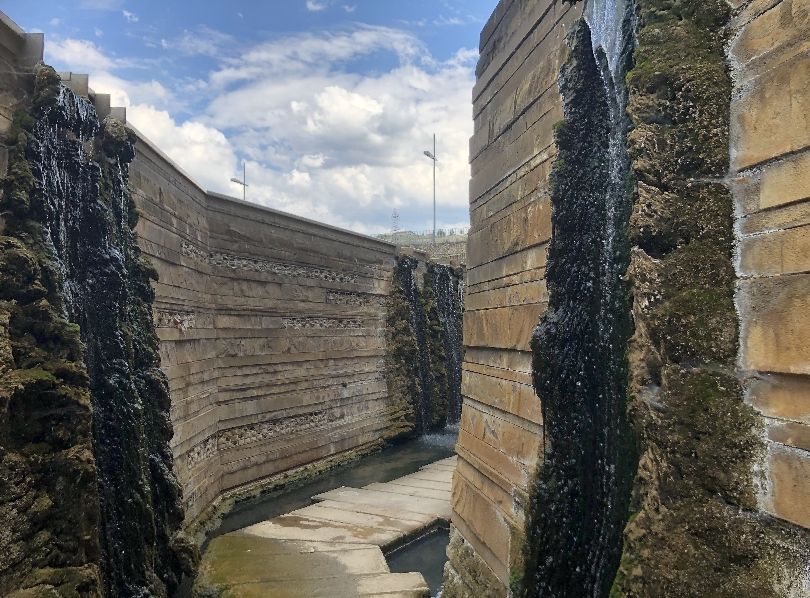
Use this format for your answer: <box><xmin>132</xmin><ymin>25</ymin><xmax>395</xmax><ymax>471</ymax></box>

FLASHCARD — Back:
<box><xmin>196</xmin><ymin>456</ymin><xmax>456</xmax><ymax>597</ymax></box>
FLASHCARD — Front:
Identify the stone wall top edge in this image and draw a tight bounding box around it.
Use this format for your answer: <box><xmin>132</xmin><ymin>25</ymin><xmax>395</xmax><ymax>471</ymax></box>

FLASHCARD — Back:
<box><xmin>0</xmin><ymin>10</ymin><xmax>43</xmax><ymax>68</ymax></box>
<box><xmin>128</xmin><ymin>123</ymin><xmax>209</xmax><ymax>198</ymax></box>
<box><xmin>205</xmin><ymin>192</ymin><xmax>398</xmax><ymax>254</ymax></box>
<box><xmin>0</xmin><ymin>11</ymin><xmax>26</xmax><ymax>49</ymax></box>
<box><xmin>127</xmin><ymin>123</ymin><xmax>398</xmax><ymax>256</ymax></box>
<box><xmin>479</xmin><ymin>0</ymin><xmax>516</xmax><ymax>52</ymax></box>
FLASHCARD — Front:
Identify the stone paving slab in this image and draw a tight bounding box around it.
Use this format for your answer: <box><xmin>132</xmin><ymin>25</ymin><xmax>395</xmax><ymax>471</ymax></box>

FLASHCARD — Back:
<box><xmin>200</xmin><ymin>573</ymin><xmax>430</xmax><ymax>597</ymax></box>
<box><xmin>313</xmin><ymin>487</ymin><xmax>451</xmax><ymax>518</ymax></box>
<box><xmin>314</xmin><ymin>499</ymin><xmax>434</xmax><ymax>525</ymax></box>
<box><xmin>364</xmin><ymin>482</ymin><xmax>451</xmax><ymax>501</ymax></box>
<box><xmin>196</xmin><ymin>456</ymin><xmax>456</xmax><ymax>597</ymax></box>
<box><xmin>384</xmin><ymin>477</ymin><xmax>452</xmax><ymax>491</ymax></box>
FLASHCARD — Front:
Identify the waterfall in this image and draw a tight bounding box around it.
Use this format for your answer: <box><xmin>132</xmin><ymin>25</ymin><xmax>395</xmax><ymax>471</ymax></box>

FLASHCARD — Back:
<box><xmin>393</xmin><ymin>256</ymin><xmax>433</xmax><ymax>433</ymax></box>
<box><xmin>388</xmin><ymin>256</ymin><xmax>464</xmax><ymax>435</ymax></box>
<box><xmin>520</xmin><ymin>0</ymin><xmax>636</xmax><ymax>595</ymax></box>
<box><xmin>23</xmin><ymin>67</ymin><xmax>194</xmax><ymax>596</ymax></box>
<box><xmin>427</xmin><ymin>264</ymin><xmax>464</xmax><ymax>423</ymax></box>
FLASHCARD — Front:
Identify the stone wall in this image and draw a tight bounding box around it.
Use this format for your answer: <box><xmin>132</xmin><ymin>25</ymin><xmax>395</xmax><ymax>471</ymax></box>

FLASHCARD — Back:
<box><xmin>730</xmin><ymin>0</ymin><xmax>810</xmax><ymax>531</ymax></box>
<box><xmin>447</xmin><ymin>0</ymin><xmax>810</xmax><ymax>596</ymax></box>
<box><xmin>444</xmin><ymin>1</ymin><xmax>585</xmax><ymax>595</ymax></box>
<box><xmin>0</xmin><ymin>11</ymin><xmax>465</xmax><ymax>545</ymax></box>
<box><xmin>129</xmin><ymin>131</ymin><xmax>401</xmax><ymax>524</ymax></box>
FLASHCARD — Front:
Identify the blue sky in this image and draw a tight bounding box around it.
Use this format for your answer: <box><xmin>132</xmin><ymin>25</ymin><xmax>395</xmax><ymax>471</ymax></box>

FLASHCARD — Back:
<box><xmin>7</xmin><ymin>0</ymin><xmax>497</xmax><ymax>234</ymax></box>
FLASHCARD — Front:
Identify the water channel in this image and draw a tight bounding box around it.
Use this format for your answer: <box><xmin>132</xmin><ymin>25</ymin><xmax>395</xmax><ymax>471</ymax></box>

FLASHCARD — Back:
<box><xmin>204</xmin><ymin>426</ymin><xmax>458</xmax><ymax>596</ymax></box>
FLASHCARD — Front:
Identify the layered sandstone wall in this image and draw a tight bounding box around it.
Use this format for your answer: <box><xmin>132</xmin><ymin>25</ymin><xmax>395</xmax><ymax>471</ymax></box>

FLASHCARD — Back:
<box><xmin>1</xmin><ymin>10</ymin><xmax>463</xmax><ymax>544</ymax></box>
<box><xmin>444</xmin><ymin>1</ymin><xmax>585</xmax><ymax>595</ymax></box>
<box><xmin>447</xmin><ymin>0</ymin><xmax>810</xmax><ymax>596</ymax></box>
<box><xmin>730</xmin><ymin>0</ymin><xmax>810</xmax><ymax>531</ymax></box>
<box><xmin>129</xmin><ymin>131</ymin><xmax>401</xmax><ymax>525</ymax></box>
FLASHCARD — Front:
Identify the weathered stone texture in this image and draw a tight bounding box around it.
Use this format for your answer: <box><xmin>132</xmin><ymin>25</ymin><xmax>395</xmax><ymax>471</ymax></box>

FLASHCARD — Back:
<box><xmin>450</xmin><ymin>0</ymin><xmax>810</xmax><ymax>595</ymax></box>
<box><xmin>731</xmin><ymin>0</ymin><xmax>810</xmax><ymax>536</ymax></box>
<box><xmin>445</xmin><ymin>1</ymin><xmax>584</xmax><ymax>595</ymax></box>
<box><xmin>128</xmin><ymin>133</ymin><xmax>402</xmax><ymax>526</ymax></box>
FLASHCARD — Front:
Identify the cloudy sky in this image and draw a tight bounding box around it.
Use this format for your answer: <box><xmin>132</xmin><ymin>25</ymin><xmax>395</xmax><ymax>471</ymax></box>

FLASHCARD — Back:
<box><xmin>8</xmin><ymin>0</ymin><xmax>496</xmax><ymax>235</ymax></box>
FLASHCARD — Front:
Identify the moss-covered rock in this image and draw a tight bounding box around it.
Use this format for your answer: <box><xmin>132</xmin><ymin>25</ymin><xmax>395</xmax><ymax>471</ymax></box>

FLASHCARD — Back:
<box><xmin>613</xmin><ymin>0</ymin><xmax>810</xmax><ymax>595</ymax></box>
<box><xmin>383</xmin><ymin>256</ymin><xmax>463</xmax><ymax>438</ymax></box>
<box><xmin>1</xmin><ymin>66</ymin><xmax>196</xmax><ymax>595</ymax></box>
<box><xmin>0</xmin><ymin>111</ymin><xmax>102</xmax><ymax>596</ymax></box>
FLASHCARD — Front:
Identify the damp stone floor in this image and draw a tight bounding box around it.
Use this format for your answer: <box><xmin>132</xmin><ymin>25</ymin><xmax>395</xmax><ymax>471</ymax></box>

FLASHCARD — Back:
<box><xmin>196</xmin><ymin>456</ymin><xmax>456</xmax><ymax>597</ymax></box>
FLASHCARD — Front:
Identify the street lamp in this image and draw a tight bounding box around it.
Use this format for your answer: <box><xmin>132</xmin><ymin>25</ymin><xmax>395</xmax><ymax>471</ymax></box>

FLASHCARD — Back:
<box><xmin>230</xmin><ymin>161</ymin><xmax>248</xmax><ymax>201</ymax></box>
<box><xmin>423</xmin><ymin>134</ymin><xmax>437</xmax><ymax>245</ymax></box>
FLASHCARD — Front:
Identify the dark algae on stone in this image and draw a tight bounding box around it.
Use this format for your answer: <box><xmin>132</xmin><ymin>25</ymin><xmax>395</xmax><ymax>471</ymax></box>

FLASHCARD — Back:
<box><xmin>384</xmin><ymin>255</ymin><xmax>463</xmax><ymax>437</ymax></box>
<box><xmin>517</xmin><ymin>0</ymin><xmax>809</xmax><ymax>595</ymax></box>
<box><xmin>0</xmin><ymin>66</ymin><xmax>197</xmax><ymax>596</ymax></box>
<box><xmin>0</xmin><ymin>103</ymin><xmax>103</xmax><ymax>595</ymax></box>
<box><xmin>423</xmin><ymin>262</ymin><xmax>464</xmax><ymax>425</ymax></box>
<box><xmin>519</xmin><ymin>6</ymin><xmax>637</xmax><ymax>595</ymax></box>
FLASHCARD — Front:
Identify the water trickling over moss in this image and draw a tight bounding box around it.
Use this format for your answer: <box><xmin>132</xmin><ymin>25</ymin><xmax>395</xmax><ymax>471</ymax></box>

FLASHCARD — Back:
<box><xmin>384</xmin><ymin>256</ymin><xmax>464</xmax><ymax>437</ymax></box>
<box><xmin>613</xmin><ymin>0</ymin><xmax>810</xmax><ymax>594</ymax></box>
<box><xmin>423</xmin><ymin>263</ymin><xmax>464</xmax><ymax>424</ymax></box>
<box><xmin>0</xmin><ymin>89</ymin><xmax>104</xmax><ymax>596</ymax></box>
<box><xmin>519</xmin><ymin>13</ymin><xmax>636</xmax><ymax>595</ymax></box>
<box><xmin>1</xmin><ymin>65</ymin><xmax>197</xmax><ymax>596</ymax></box>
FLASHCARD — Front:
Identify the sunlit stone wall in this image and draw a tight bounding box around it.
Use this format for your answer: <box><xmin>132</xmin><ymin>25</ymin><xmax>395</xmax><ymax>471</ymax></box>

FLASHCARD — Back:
<box><xmin>447</xmin><ymin>0</ymin><xmax>810</xmax><ymax>595</ymax></box>
<box><xmin>730</xmin><ymin>0</ymin><xmax>810</xmax><ymax>531</ymax></box>
<box><xmin>443</xmin><ymin>1</ymin><xmax>585</xmax><ymax>595</ymax></box>
<box><xmin>129</xmin><ymin>132</ymin><xmax>402</xmax><ymax>525</ymax></box>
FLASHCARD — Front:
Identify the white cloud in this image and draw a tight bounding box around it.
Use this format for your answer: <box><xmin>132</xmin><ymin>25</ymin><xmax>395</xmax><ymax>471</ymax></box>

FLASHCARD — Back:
<box><xmin>44</xmin><ymin>37</ymin><xmax>169</xmax><ymax>106</ymax></box>
<box><xmin>434</xmin><ymin>16</ymin><xmax>465</xmax><ymax>26</ymax></box>
<box><xmin>299</xmin><ymin>154</ymin><xmax>327</xmax><ymax>168</ymax></box>
<box><xmin>343</xmin><ymin>5</ymin><xmax>357</xmax><ymax>12</ymax></box>
<box><xmin>94</xmin><ymin>27</ymin><xmax>104</xmax><ymax>37</ymax></box>
<box><xmin>78</xmin><ymin>0</ymin><xmax>122</xmax><ymax>9</ymax></box>
<box><xmin>201</xmin><ymin>31</ymin><xmax>475</xmax><ymax>232</ymax></box>
<box><xmin>122</xmin><ymin>10</ymin><xmax>138</xmax><ymax>23</ymax></box>
<box><xmin>210</xmin><ymin>25</ymin><xmax>424</xmax><ymax>87</ymax></box>
<box><xmin>306</xmin><ymin>1</ymin><xmax>329</xmax><ymax>12</ymax></box>
<box><xmin>127</xmin><ymin>105</ymin><xmax>238</xmax><ymax>191</ymax></box>
<box><xmin>45</xmin><ymin>37</ymin><xmax>114</xmax><ymax>71</ymax></box>
<box><xmin>49</xmin><ymin>18</ymin><xmax>62</xmax><ymax>27</ymax></box>
<box><xmin>161</xmin><ymin>26</ymin><xmax>233</xmax><ymax>57</ymax></box>
<box><xmin>42</xmin><ymin>23</ymin><xmax>475</xmax><ymax>234</ymax></box>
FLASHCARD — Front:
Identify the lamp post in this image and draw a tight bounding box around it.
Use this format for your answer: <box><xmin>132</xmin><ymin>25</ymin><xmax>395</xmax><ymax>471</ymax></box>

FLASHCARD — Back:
<box><xmin>230</xmin><ymin>161</ymin><xmax>248</xmax><ymax>201</ymax></box>
<box><xmin>423</xmin><ymin>134</ymin><xmax>437</xmax><ymax>245</ymax></box>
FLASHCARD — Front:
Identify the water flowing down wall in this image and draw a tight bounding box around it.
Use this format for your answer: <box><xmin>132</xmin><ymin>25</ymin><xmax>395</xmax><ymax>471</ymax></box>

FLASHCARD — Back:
<box><xmin>385</xmin><ymin>255</ymin><xmax>464</xmax><ymax>435</ymax></box>
<box><xmin>447</xmin><ymin>0</ymin><xmax>810</xmax><ymax>596</ymax></box>
<box><xmin>521</xmin><ymin>4</ymin><xmax>635</xmax><ymax>594</ymax></box>
<box><xmin>0</xmin><ymin>66</ymin><xmax>195</xmax><ymax>596</ymax></box>
<box><xmin>425</xmin><ymin>262</ymin><xmax>464</xmax><ymax>422</ymax></box>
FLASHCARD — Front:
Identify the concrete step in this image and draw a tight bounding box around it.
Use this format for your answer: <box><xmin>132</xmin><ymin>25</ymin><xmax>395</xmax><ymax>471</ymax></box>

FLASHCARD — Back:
<box><xmin>290</xmin><ymin>504</ymin><xmax>432</xmax><ymax>534</ymax></box>
<box><xmin>202</xmin><ymin>535</ymin><xmax>388</xmax><ymax>582</ymax></box>
<box><xmin>240</xmin><ymin>513</ymin><xmax>402</xmax><ymax>546</ymax></box>
<box><xmin>313</xmin><ymin>486</ymin><xmax>451</xmax><ymax>518</ymax></box>
<box><xmin>314</xmin><ymin>499</ymin><xmax>434</xmax><ymax>525</ymax></box>
<box><xmin>197</xmin><ymin>456</ymin><xmax>452</xmax><ymax>597</ymax></box>
<box><xmin>198</xmin><ymin>572</ymin><xmax>429</xmax><ymax>597</ymax></box>
<box><xmin>364</xmin><ymin>482</ymin><xmax>452</xmax><ymax>501</ymax></box>
<box><xmin>399</xmin><ymin>469</ymin><xmax>455</xmax><ymax>483</ymax></box>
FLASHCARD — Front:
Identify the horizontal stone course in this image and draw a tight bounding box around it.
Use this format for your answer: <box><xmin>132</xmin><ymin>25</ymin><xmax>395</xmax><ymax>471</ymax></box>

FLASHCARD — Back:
<box><xmin>127</xmin><ymin>128</ymin><xmax>415</xmax><ymax>525</ymax></box>
<box><xmin>731</xmin><ymin>0</ymin><xmax>810</xmax><ymax>538</ymax></box>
